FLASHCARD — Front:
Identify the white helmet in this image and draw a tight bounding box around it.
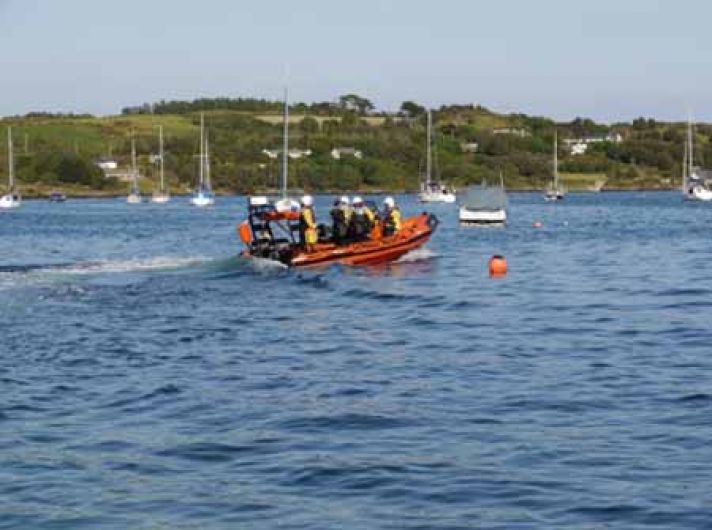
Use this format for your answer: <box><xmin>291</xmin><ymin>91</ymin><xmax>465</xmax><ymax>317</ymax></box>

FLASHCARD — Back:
<box><xmin>383</xmin><ymin>196</ymin><xmax>395</xmax><ymax>208</ymax></box>
<box><xmin>301</xmin><ymin>195</ymin><xmax>313</xmax><ymax>207</ymax></box>
<box><xmin>352</xmin><ymin>196</ymin><xmax>363</xmax><ymax>206</ymax></box>
<box><xmin>340</xmin><ymin>195</ymin><xmax>350</xmax><ymax>205</ymax></box>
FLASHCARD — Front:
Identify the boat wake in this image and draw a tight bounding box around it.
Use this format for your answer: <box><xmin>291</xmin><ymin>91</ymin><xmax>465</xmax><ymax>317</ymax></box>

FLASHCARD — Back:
<box><xmin>52</xmin><ymin>256</ymin><xmax>208</xmax><ymax>275</ymax></box>
<box><xmin>0</xmin><ymin>256</ymin><xmax>209</xmax><ymax>290</ymax></box>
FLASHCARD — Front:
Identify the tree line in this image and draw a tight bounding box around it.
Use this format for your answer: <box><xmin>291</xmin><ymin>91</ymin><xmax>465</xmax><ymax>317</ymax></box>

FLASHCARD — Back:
<box><xmin>3</xmin><ymin>97</ymin><xmax>706</xmax><ymax>193</ymax></box>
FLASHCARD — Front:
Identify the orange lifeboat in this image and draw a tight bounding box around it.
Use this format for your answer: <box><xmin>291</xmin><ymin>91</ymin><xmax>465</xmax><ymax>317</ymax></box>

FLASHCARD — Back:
<box><xmin>238</xmin><ymin>197</ymin><xmax>438</xmax><ymax>268</ymax></box>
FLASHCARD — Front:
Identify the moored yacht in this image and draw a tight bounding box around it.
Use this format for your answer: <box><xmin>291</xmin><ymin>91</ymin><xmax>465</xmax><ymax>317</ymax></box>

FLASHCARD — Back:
<box><xmin>190</xmin><ymin>113</ymin><xmax>215</xmax><ymax>207</ymax></box>
<box><xmin>682</xmin><ymin>116</ymin><xmax>712</xmax><ymax>201</ymax></box>
<box><xmin>418</xmin><ymin>111</ymin><xmax>456</xmax><ymax>203</ymax></box>
<box><xmin>126</xmin><ymin>135</ymin><xmax>142</xmax><ymax>204</ymax></box>
<box><xmin>544</xmin><ymin>130</ymin><xmax>566</xmax><ymax>201</ymax></box>
<box><xmin>0</xmin><ymin>127</ymin><xmax>21</xmax><ymax>209</ymax></box>
<box><xmin>151</xmin><ymin>125</ymin><xmax>170</xmax><ymax>203</ymax></box>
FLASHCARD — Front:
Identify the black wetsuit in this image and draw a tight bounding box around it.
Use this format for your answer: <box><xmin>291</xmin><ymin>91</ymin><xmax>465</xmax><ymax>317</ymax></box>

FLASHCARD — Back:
<box><xmin>330</xmin><ymin>205</ymin><xmax>349</xmax><ymax>244</ymax></box>
<box><xmin>349</xmin><ymin>208</ymin><xmax>372</xmax><ymax>241</ymax></box>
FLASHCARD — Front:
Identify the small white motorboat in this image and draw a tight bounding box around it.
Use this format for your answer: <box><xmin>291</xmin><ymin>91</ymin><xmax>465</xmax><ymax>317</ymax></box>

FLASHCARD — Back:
<box><xmin>459</xmin><ymin>174</ymin><xmax>508</xmax><ymax>225</ymax></box>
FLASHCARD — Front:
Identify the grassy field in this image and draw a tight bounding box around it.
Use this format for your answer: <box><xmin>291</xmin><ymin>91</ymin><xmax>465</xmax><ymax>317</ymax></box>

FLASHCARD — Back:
<box><xmin>559</xmin><ymin>172</ymin><xmax>608</xmax><ymax>191</ymax></box>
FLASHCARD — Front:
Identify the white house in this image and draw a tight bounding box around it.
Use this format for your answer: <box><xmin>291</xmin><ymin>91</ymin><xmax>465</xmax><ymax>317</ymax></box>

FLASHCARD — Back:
<box><xmin>460</xmin><ymin>142</ymin><xmax>479</xmax><ymax>153</ymax></box>
<box><xmin>262</xmin><ymin>148</ymin><xmax>312</xmax><ymax>159</ymax></box>
<box><xmin>96</xmin><ymin>159</ymin><xmax>118</xmax><ymax>171</ymax></box>
<box><xmin>563</xmin><ymin>132</ymin><xmax>623</xmax><ymax>155</ymax></box>
<box><xmin>569</xmin><ymin>142</ymin><xmax>588</xmax><ymax>156</ymax></box>
<box><xmin>492</xmin><ymin>127</ymin><xmax>530</xmax><ymax>137</ymax></box>
<box><xmin>331</xmin><ymin>147</ymin><xmax>363</xmax><ymax>160</ymax></box>
<box><xmin>288</xmin><ymin>149</ymin><xmax>312</xmax><ymax>159</ymax></box>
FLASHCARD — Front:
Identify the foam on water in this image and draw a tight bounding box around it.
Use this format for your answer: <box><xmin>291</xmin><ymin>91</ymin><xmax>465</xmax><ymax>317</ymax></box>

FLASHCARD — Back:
<box><xmin>0</xmin><ymin>256</ymin><xmax>208</xmax><ymax>290</ymax></box>
<box><xmin>55</xmin><ymin>256</ymin><xmax>208</xmax><ymax>275</ymax></box>
<box><xmin>396</xmin><ymin>246</ymin><xmax>437</xmax><ymax>263</ymax></box>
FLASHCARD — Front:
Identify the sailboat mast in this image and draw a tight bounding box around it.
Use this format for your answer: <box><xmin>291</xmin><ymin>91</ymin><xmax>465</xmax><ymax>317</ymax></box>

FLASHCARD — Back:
<box><xmin>688</xmin><ymin>116</ymin><xmax>694</xmax><ymax>178</ymax></box>
<box><xmin>205</xmin><ymin>129</ymin><xmax>211</xmax><ymax>189</ymax></box>
<box><xmin>554</xmin><ymin>129</ymin><xmax>558</xmax><ymax>188</ymax></box>
<box><xmin>159</xmin><ymin>125</ymin><xmax>164</xmax><ymax>192</ymax></box>
<box><xmin>682</xmin><ymin>134</ymin><xmax>688</xmax><ymax>193</ymax></box>
<box><xmin>131</xmin><ymin>135</ymin><xmax>137</xmax><ymax>175</ymax></box>
<box><xmin>199</xmin><ymin>113</ymin><xmax>205</xmax><ymax>188</ymax></box>
<box><xmin>281</xmin><ymin>87</ymin><xmax>289</xmax><ymax>199</ymax></box>
<box><xmin>130</xmin><ymin>133</ymin><xmax>139</xmax><ymax>193</ymax></box>
<box><xmin>426</xmin><ymin>110</ymin><xmax>432</xmax><ymax>186</ymax></box>
<box><xmin>7</xmin><ymin>127</ymin><xmax>14</xmax><ymax>190</ymax></box>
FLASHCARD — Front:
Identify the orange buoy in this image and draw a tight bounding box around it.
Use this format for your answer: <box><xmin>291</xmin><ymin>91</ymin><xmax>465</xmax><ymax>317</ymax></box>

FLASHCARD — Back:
<box><xmin>237</xmin><ymin>220</ymin><xmax>252</xmax><ymax>245</ymax></box>
<box><xmin>533</xmin><ymin>220</ymin><xmax>543</xmax><ymax>229</ymax></box>
<box><xmin>489</xmin><ymin>255</ymin><xmax>507</xmax><ymax>277</ymax></box>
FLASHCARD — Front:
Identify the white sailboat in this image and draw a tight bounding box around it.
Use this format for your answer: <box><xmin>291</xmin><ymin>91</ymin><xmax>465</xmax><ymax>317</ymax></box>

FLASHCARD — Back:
<box><xmin>682</xmin><ymin>116</ymin><xmax>712</xmax><ymax>201</ymax></box>
<box><xmin>151</xmin><ymin>125</ymin><xmax>170</xmax><ymax>203</ymax></box>
<box><xmin>545</xmin><ymin>129</ymin><xmax>566</xmax><ymax>201</ymax></box>
<box><xmin>273</xmin><ymin>87</ymin><xmax>299</xmax><ymax>212</ymax></box>
<box><xmin>190</xmin><ymin>113</ymin><xmax>215</xmax><ymax>207</ymax></box>
<box><xmin>418</xmin><ymin>110</ymin><xmax>456</xmax><ymax>203</ymax></box>
<box><xmin>0</xmin><ymin>127</ymin><xmax>21</xmax><ymax>209</ymax></box>
<box><xmin>126</xmin><ymin>135</ymin><xmax>142</xmax><ymax>204</ymax></box>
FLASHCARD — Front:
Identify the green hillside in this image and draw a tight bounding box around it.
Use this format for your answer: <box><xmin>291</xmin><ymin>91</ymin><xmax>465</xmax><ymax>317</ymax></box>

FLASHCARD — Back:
<box><xmin>0</xmin><ymin>98</ymin><xmax>703</xmax><ymax>196</ymax></box>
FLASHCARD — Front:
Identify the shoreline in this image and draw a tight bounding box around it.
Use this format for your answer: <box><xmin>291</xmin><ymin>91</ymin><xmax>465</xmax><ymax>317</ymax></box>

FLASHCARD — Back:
<box><xmin>14</xmin><ymin>187</ymin><xmax>680</xmax><ymax>200</ymax></box>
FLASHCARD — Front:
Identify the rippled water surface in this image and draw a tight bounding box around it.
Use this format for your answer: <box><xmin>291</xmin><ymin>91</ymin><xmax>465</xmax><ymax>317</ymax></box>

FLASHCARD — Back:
<box><xmin>2</xmin><ymin>193</ymin><xmax>712</xmax><ymax>529</ymax></box>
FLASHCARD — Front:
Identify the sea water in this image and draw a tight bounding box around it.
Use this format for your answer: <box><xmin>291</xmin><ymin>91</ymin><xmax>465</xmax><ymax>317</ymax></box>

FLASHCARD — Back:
<box><xmin>1</xmin><ymin>193</ymin><xmax>712</xmax><ymax>529</ymax></box>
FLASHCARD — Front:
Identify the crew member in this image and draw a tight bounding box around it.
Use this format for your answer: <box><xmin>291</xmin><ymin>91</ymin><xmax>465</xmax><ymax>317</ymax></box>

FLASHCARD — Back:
<box><xmin>381</xmin><ymin>196</ymin><xmax>401</xmax><ymax>237</ymax></box>
<box><xmin>349</xmin><ymin>196</ymin><xmax>375</xmax><ymax>241</ymax></box>
<box><xmin>330</xmin><ymin>195</ymin><xmax>351</xmax><ymax>244</ymax></box>
<box><xmin>299</xmin><ymin>195</ymin><xmax>318</xmax><ymax>252</ymax></box>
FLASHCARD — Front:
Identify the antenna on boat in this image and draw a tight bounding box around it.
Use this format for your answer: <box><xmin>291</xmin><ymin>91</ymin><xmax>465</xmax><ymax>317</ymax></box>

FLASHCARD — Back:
<box><xmin>281</xmin><ymin>85</ymin><xmax>289</xmax><ymax>199</ymax></box>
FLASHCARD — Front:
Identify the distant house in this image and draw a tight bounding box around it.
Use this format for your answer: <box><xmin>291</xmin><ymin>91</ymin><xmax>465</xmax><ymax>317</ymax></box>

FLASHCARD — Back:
<box><xmin>288</xmin><ymin>149</ymin><xmax>312</xmax><ymax>159</ymax></box>
<box><xmin>569</xmin><ymin>142</ymin><xmax>588</xmax><ymax>156</ymax></box>
<box><xmin>262</xmin><ymin>148</ymin><xmax>312</xmax><ymax>160</ymax></box>
<box><xmin>492</xmin><ymin>127</ymin><xmax>530</xmax><ymax>137</ymax></box>
<box><xmin>96</xmin><ymin>158</ymin><xmax>118</xmax><ymax>171</ymax></box>
<box><xmin>331</xmin><ymin>147</ymin><xmax>363</xmax><ymax>160</ymax></box>
<box><xmin>96</xmin><ymin>158</ymin><xmax>132</xmax><ymax>180</ymax></box>
<box><xmin>460</xmin><ymin>142</ymin><xmax>479</xmax><ymax>153</ymax></box>
<box><xmin>563</xmin><ymin>132</ymin><xmax>623</xmax><ymax>155</ymax></box>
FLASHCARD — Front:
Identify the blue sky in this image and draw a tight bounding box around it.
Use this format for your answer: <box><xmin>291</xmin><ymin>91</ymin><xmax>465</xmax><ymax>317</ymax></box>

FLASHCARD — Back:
<box><xmin>1</xmin><ymin>0</ymin><xmax>710</xmax><ymax>122</ymax></box>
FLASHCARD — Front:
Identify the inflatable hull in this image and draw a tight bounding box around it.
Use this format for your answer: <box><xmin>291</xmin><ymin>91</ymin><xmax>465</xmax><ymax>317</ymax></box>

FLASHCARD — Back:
<box><xmin>244</xmin><ymin>213</ymin><xmax>438</xmax><ymax>268</ymax></box>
